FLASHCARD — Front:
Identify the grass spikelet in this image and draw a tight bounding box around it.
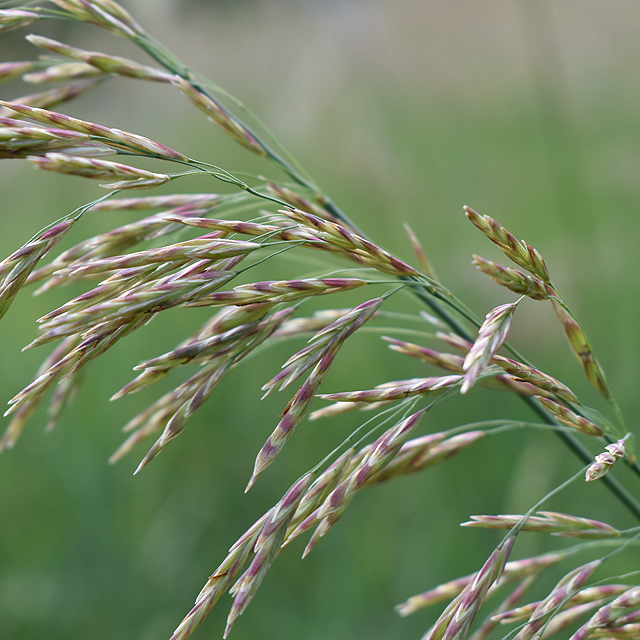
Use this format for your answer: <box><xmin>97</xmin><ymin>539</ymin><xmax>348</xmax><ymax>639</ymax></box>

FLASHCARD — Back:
<box><xmin>279</xmin><ymin>207</ymin><xmax>419</xmax><ymax>276</ymax></box>
<box><xmin>462</xmin><ymin>511</ymin><xmax>621</xmax><ymax>538</ymax></box>
<box><xmin>282</xmin><ymin>449</ymin><xmax>355</xmax><ymax>547</ymax></box>
<box><xmin>464</xmin><ymin>206</ymin><xmax>550</xmax><ymax>283</ymax></box>
<box><xmin>28</xmin><ymin>208</ymin><xmax>208</xmax><ymax>291</ymax></box>
<box><xmin>0</xmin><ymin>218</ymin><xmax>75</xmax><ymax>321</ymax></box>
<box><xmin>0</xmin><ymin>125</ymin><xmax>108</xmax><ymax>159</ymax></box>
<box><xmin>513</xmin><ymin>560</ymin><xmax>601</xmax><ymax>640</ymax></box>
<box><xmin>461</xmin><ymin>302</ymin><xmax>517</xmax><ymax>394</ymax></box>
<box><xmin>47</xmin><ymin>237</ymin><xmax>257</xmax><ymax>279</ymax></box>
<box><xmin>425</xmin><ymin>536</ymin><xmax>515</xmax><ymax>640</ymax></box>
<box><xmin>27</xmin><ymin>152</ymin><xmax>171</xmax><ymax>188</ymax></box>
<box><xmin>185</xmin><ymin>277</ymin><xmax>367</xmax><ymax>308</ymax></box>
<box><xmin>0</xmin><ymin>101</ymin><xmax>188</xmax><ymax>160</ymax></box>
<box><xmin>119</xmin><ymin>308</ymin><xmax>293</xmax><ymax>468</ymax></box>
<box><xmin>224</xmin><ymin>473</ymin><xmax>314</xmax><ymax>637</ymax></box>
<box><xmin>368</xmin><ymin>430</ymin><xmax>485</xmax><ymax>484</ymax></box>
<box><xmin>550</xmin><ymin>298</ymin><xmax>610</xmax><ymax>398</ymax></box>
<box><xmin>163</xmin><ymin>214</ymin><xmax>326</xmax><ymax>247</ymax></box>
<box><xmin>262</xmin><ymin>297</ymin><xmax>383</xmax><ymax>396</ymax></box>
<box><xmin>471</xmin><ymin>255</ymin><xmax>550</xmax><ymax>300</ymax></box>
<box><xmin>0</xmin><ymin>61</ymin><xmax>37</xmax><ymax>83</ymax></box>
<box><xmin>23</xmin><ymin>61</ymin><xmax>103</xmax><ymax>84</ymax></box>
<box><xmin>50</xmin><ymin>0</ymin><xmax>145</xmax><ymax>38</ymax></box>
<box><xmin>0</xmin><ymin>9</ymin><xmax>40</xmax><ymax>32</ymax></box>
<box><xmin>397</xmin><ymin>551</ymin><xmax>563</xmax><ymax>618</ymax></box>
<box><xmin>383</xmin><ymin>336</ymin><xmax>466</xmax><ymax>372</ymax></box>
<box><xmin>536</xmin><ymin>396</ymin><xmax>604</xmax><ymax>436</ymax></box>
<box><xmin>266</xmin><ymin>183</ymin><xmax>338</xmax><ymax>222</ymax></box>
<box><xmin>247</xmin><ymin>351</ymin><xmax>339</xmax><ymax>491</ymax></box>
<box><xmin>467</xmin><ymin>576</ymin><xmax>536</xmax><ymax>640</ymax></box>
<box><xmin>88</xmin><ymin>193</ymin><xmax>219</xmax><ymax>211</ymax></box>
<box><xmin>586</xmin><ymin>438</ymin><xmax>627</xmax><ymax>482</ymax></box>
<box><xmin>318</xmin><ymin>375</ymin><xmax>462</xmax><ymax>403</ymax></box>
<box><xmin>0</xmin><ymin>335</ymin><xmax>81</xmax><ymax>450</ymax></box>
<box><xmin>172</xmin><ymin>76</ymin><xmax>267</xmax><ymax>157</ymax></box>
<box><xmin>168</xmin><ymin>516</ymin><xmax>268</xmax><ymax>640</ymax></box>
<box><xmin>383</xmin><ymin>337</ymin><xmax>547</xmax><ymax>396</ymax></box>
<box><xmin>25</xmin><ymin>35</ymin><xmax>174</xmax><ymax>82</ymax></box>
<box><xmin>0</xmin><ymin>80</ymin><xmax>103</xmax><ymax>118</ymax></box>
<box><xmin>302</xmin><ymin>409</ymin><xmax>426</xmax><ymax>557</ymax></box>
<box><xmin>491</xmin><ymin>355</ymin><xmax>578</xmax><ymax>402</ymax></box>
<box><xmin>404</xmin><ymin>222</ymin><xmax>438</xmax><ymax>280</ymax></box>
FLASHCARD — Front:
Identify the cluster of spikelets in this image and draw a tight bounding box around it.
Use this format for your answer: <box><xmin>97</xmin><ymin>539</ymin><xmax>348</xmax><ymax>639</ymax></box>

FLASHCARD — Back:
<box><xmin>1</xmin><ymin>2</ymin><xmax>639</xmax><ymax>639</ymax></box>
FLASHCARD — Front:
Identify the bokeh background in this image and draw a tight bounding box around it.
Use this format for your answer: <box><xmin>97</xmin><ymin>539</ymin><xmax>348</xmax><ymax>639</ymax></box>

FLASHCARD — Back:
<box><xmin>2</xmin><ymin>1</ymin><xmax>640</xmax><ymax>638</ymax></box>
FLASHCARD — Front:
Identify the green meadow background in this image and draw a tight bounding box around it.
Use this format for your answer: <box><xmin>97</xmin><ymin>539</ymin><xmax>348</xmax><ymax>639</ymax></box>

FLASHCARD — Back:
<box><xmin>2</xmin><ymin>1</ymin><xmax>640</xmax><ymax>638</ymax></box>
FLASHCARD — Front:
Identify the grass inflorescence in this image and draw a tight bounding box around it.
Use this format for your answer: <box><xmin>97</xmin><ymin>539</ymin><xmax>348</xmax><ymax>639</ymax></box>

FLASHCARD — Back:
<box><xmin>1</xmin><ymin>2</ymin><xmax>639</xmax><ymax>639</ymax></box>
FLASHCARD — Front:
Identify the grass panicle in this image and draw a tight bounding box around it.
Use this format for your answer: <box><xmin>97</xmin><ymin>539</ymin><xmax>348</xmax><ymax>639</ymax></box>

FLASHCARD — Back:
<box><xmin>1</xmin><ymin>2</ymin><xmax>639</xmax><ymax>639</ymax></box>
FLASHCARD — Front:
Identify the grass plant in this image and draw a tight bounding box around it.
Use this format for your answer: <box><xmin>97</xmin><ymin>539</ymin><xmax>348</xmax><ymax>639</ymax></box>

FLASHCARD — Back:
<box><xmin>1</xmin><ymin>2</ymin><xmax>639</xmax><ymax>639</ymax></box>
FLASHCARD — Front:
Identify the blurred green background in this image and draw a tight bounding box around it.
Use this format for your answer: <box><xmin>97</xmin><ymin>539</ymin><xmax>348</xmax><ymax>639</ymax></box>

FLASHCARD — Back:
<box><xmin>1</xmin><ymin>1</ymin><xmax>640</xmax><ymax>638</ymax></box>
